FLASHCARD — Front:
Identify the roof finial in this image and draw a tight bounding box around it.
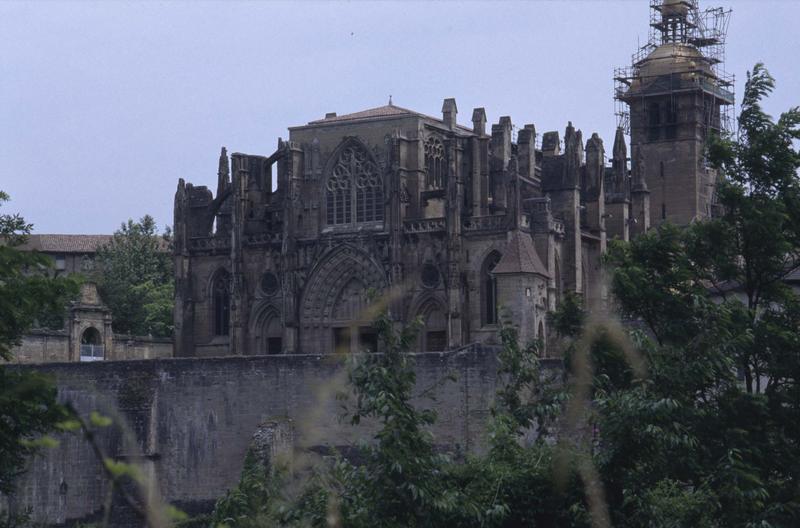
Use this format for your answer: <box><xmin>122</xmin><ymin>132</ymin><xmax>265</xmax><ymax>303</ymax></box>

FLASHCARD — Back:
<box><xmin>388</xmin><ymin>94</ymin><xmax>393</xmax><ymax>106</ymax></box>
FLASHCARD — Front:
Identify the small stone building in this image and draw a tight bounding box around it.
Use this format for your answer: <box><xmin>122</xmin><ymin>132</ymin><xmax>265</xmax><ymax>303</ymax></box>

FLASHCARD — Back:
<box><xmin>18</xmin><ymin>234</ymin><xmax>113</xmax><ymax>276</ymax></box>
<box><xmin>9</xmin><ymin>283</ymin><xmax>172</xmax><ymax>363</ymax></box>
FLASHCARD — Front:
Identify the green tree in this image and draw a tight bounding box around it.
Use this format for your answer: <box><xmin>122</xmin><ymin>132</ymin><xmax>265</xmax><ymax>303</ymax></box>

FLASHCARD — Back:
<box><xmin>313</xmin><ymin>311</ymin><xmax>465</xmax><ymax>527</ymax></box>
<box><xmin>94</xmin><ymin>215</ymin><xmax>173</xmax><ymax>337</ymax></box>
<box><xmin>598</xmin><ymin>63</ymin><xmax>800</xmax><ymax>527</ymax></box>
<box><xmin>0</xmin><ymin>191</ymin><xmax>75</xmax><ymax>494</ymax></box>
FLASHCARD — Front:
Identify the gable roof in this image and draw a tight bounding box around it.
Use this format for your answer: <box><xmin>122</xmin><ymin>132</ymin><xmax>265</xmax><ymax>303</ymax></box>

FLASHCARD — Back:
<box><xmin>308</xmin><ymin>104</ymin><xmax>415</xmax><ymax>124</ymax></box>
<box><xmin>20</xmin><ymin>234</ymin><xmax>113</xmax><ymax>253</ymax></box>
<box><xmin>304</xmin><ymin>103</ymin><xmax>474</xmax><ymax>133</ymax></box>
<box><xmin>493</xmin><ymin>230</ymin><xmax>550</xmax><ymax>277</ymax></box>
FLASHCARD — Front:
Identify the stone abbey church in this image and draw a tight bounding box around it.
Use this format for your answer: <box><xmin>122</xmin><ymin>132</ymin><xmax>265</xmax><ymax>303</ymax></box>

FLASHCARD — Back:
<box><xmin>173</xmin><ymin>0</ymin><xmax>733</xmax><ymax>357</ymax></box>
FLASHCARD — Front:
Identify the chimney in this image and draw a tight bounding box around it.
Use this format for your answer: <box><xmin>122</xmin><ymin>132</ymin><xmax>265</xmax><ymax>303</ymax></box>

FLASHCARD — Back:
<box><xmin>442</xmin><ymin>98</ymin><xmax>458</xmax><ymax>129</ymax></box>
<box><xmin>471</xmin><ymin>107</ymin><xmax>487</xmax><ymax>136</ymax></box>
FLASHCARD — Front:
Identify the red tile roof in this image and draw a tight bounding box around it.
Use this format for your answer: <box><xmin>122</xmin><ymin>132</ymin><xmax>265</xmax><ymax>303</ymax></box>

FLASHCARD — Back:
<box><xmin>20</xmin><ymin>234</ymin><xmax>113</xmax><ymax>253</ymax></box>
<box><xmin>308</xmin><ymin>104</ymin><xmax>415</xmax><ymax>124</ymax></box>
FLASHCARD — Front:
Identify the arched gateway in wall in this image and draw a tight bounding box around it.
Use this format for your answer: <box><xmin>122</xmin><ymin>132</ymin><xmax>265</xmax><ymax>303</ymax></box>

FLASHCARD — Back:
<box><xmin>299</xmin><ymin>245</ymin><xmax>388</xmax><ymax>354</ymax></box>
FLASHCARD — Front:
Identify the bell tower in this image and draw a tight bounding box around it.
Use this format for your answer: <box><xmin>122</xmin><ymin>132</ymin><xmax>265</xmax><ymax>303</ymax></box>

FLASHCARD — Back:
<box><xmin>615</xmin><ymin>0</ymin><xmax>733</xmax><ymax>227</ymax></box>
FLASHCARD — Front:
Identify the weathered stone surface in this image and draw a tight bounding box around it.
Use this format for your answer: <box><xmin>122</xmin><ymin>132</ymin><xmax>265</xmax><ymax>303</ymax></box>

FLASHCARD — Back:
<box><xmin>3</xmin><ymin>347</ymin><xmax>553</xmax><ymax>526</ymax></box>
<box><xmin>173</xmin><ymin>101</ymin><xmax>618</xmax><ymax>358</ymax></box>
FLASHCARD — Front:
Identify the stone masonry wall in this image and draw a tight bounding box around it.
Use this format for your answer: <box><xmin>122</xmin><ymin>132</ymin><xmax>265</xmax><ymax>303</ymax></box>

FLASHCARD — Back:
<box><xmin>3</xmin><ymin>347</ymin><xmax>520</xmax><ymax>526</ymax></box>
<box><xmin>8</xmin><ymin>331</ymin><xmax>172</xmax><ymax>364</ymax></box>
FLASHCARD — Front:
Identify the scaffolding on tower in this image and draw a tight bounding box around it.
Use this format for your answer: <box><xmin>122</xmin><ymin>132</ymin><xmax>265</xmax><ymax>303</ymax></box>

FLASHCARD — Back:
<box><xmin>614</xmin><ymin>0</ymin><xmax>734</xmax><ymax>137</ymax></box>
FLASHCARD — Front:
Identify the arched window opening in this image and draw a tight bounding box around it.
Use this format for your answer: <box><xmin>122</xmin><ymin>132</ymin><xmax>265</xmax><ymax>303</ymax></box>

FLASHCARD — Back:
<box><xmin>482</xmin><ymin>251</ymin><xmax>502</xmax><ymax>326</ymax></box>
<box><xmin>212</xmin><ymin>272</ymin><xmax>231</xmax><ymax>337</ymax></box>
<box><xmin>554</xmin><ymin>251</ymin><xmax>563</xmax><ymax>306</ymax></box>
<box><xmin>424</xmin><ymin>136</ymin><xmax>445</xmax><ymax>190</ymax></box>
<box><xmin>422</xmin><ymin>304</ymin><xmax>447</xmax><ymax>352</ymax></box>
<box><xmin>80</xmin><ymin>327</ymin><xmax>104</xmax><ymax>362</ymax></box>
<box><xmin>263</xmin><ymin>316</ymin><xmax>282</xmax><ymax>355</ymax></box>
<box><xmin>326</xmin><ymin>144</ymin><xmax>383</xmax><ymax>226</ymax></box>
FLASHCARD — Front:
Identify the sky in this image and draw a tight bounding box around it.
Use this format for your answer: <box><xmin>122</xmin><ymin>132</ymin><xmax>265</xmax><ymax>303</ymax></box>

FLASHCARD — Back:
<box><xmin>1</xmin><ymin>0</ymin><xmax>798</xmax><ymax>235</ymax></box>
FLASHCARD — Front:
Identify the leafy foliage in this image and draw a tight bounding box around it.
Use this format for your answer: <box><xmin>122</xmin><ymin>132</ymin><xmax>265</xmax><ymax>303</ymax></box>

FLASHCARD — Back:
<box><xmin>299</xmin><ymin>312</ymin><xmax>466</xmax><ymax>527</ymax></box>
<box><xmin>0</xmin><ymin>192</ymin><xmax>76</xmax><ymax>497</ymax></box>
<box><xmin>0</xmin><ymin>192</ymin><xmax>79</xmax><ymax>358</ymax></box>
<box><xmin>207</xmin><ymin>450</ymin><xmax>285</xmax><ymax>527</ymax></box>
<box><xmin>0</xmin><ymin>368</ymin><xmax>69</xmax><ymax>494</ymax></box>
<box><xmin>94</xmin><ymin>216</ymin><xmax>174</xmax><ymax>337</ymax></box>
<box><xmin>598</xmin><ymin>64</ymin><xmax>800</xmax><ymax>527</ymax></box>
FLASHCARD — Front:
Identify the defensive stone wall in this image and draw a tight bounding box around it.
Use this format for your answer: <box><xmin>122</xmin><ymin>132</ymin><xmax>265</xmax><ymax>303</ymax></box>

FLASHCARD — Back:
<box><xmin>1</xmin><ymin>346</ymin><xmax>559</xmax><ymax>526</ymax></box>
<box><xmin>8</xmin><ymin>330</ymin><xmax>172</xmax><ymax>364</ymax></box>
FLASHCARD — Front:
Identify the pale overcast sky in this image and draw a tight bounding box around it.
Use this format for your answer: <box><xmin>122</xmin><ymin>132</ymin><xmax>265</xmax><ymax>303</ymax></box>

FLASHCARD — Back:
<box><xmin>1</xmin><ymin>0</ymin><xmax>797</xmax><ymax>234</ymax></box>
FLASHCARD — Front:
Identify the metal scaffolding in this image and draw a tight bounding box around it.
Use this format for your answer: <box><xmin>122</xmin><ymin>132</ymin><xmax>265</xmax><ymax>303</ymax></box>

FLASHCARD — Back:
<box><xmin>614</xmin><ymin>0</ymin><xmax>734</xmax><ymax>136</ymax></box>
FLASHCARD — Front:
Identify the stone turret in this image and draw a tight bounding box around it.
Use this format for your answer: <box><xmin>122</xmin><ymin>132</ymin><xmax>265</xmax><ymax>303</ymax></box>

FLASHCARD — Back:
<box><xmin>217</xmin><ymin>147</ymin><xmax>230</xmax><ymax>198</ymax></box>
<box><xmin>493</xmin><ymin>230</ymin><xmax>550</xmax><ymax>345</ymax></box>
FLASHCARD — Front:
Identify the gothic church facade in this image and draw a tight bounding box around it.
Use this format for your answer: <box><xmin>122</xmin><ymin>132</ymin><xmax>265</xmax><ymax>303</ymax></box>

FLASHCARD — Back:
<box><xmin>173</xmin><ymin>104</ymin><xmax>635</xmax><ymax>356</ymax></box>
<box><xmin>173</xmin><ymin>0</ymin><xmax>731</xmax><ymax>357</ymax></box>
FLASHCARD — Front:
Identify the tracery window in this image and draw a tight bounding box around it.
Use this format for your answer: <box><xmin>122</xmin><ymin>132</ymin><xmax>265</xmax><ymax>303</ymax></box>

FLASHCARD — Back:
<box><xmin>424</xmin><ymin>136</ymin><xmax>445</xmax><ymax>190</ymax></box>
<box><xmin>326</xmin><ymin>144</ymin><xmax>383</xmax><ymax>226</ymax></box>
<box><xmin>212</xmin><ymin>271</ymin><xmax>230</xmax><ymax>336</ymax></box>
<box><xmin>482</xmin><ymin>251</ymin><xmax>502</xmax><ymax>326</ymax></box>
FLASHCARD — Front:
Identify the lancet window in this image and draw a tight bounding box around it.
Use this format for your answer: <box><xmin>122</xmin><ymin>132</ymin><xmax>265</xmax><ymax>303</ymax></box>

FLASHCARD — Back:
<box><xmin>212</xmin><ymin>271</ymin><xmax>231</xmax><ymax>336</ymax></box>
<box><xmin>326</xmin><ymin>144</ymin><xmax>383</xmax><ymax>226</ymax></box>
<box><xmin>482</xmin><ymin>251</ymin><xmax>502</xmax><ymax>326</ymax></box>
<box><xmin>424</xmin><ymin>136</ymin><xmax>445</xmax><ymax>190</ymax></box>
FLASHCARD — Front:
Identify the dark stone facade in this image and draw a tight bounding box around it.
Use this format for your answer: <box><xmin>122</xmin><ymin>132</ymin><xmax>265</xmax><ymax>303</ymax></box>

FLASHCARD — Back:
<box><xmin>173</xmin><ymin>103</ymin><xmax>642</xmax><ymax>357</ymax></box>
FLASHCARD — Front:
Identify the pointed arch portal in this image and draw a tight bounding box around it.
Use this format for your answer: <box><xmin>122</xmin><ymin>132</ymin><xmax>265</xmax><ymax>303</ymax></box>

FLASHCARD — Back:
<box><xmin>299</xmin><ymin>245</ymin><xmax>388</xmax><ymax>354</ymax></box>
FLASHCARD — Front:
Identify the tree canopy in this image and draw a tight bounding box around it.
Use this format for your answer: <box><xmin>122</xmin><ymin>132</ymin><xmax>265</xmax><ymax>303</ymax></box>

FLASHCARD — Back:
<box><xmin>0</xmin><ymin>191</ymin><xmax>75</xmax><ymax>494</ymax></box>
<box><xmin>94</xmin><ymin>215</ymin><xmax>174</xmax><ymax>337</ymax></box>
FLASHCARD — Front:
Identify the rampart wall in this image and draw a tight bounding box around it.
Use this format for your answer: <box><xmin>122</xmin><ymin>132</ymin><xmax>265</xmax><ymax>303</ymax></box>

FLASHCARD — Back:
<box><xmin>2</xmin><ymin>347</ymin><xmax>534</xmax><ymax>526</ymax></box>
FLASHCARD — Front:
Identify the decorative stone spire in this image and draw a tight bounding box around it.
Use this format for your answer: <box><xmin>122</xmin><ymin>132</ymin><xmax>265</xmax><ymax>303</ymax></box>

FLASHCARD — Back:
<box><xmin>610</xmin><ymin>127</ymin><xmax>628</xmax><ymax>196</ymax></box>
<box><xmin>217</xmin><ymin>146</ymin><xmax>230</xmax><ymax>198</ymax></box>
<box><xmin>563</xmin><ymin>122</ymin><xmax>582</xmax><ymax>187</ymax></box>
<box><xmin>612</xmin><ymin>127</ymin><xmax>627</xmax><ymax>164</ymax></box>
<box><xmin>585</xmin><ymin>133</ymin><xmax>605</xmax><ymax>200</ymax></box>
